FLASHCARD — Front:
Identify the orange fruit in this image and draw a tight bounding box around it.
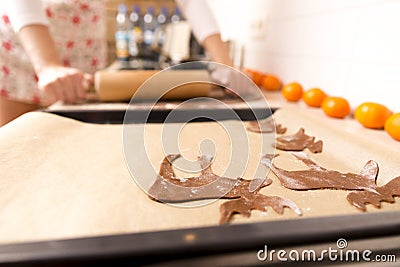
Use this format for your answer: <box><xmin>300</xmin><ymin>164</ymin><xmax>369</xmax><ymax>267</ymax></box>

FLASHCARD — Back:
<box><xmin>302</xmin><ymin>88</ymin><xmax>327</xmax><ymax>107</ymax></box>
<box><xmin>252</xmin><ymin>71</ymin><xmax>264</xmax><ymax>86</ymax></box>
<box><xmin>321</xmin><ymin>96</ymin><xmax>351</xmax><ymax>118</ymax></box>
<box><xmin>261</xmin><ymin>74</ymin><xmax>281</xmax><ymax>91</ymax></box>
<box><xmin>244</xmin><ymin>69</ymin><xmax>263</xmax><ymax>86</ymax></box>
<box><xmin>282</xmin><ymin>82</ymin><xmax>303</xmax><ymax>102</ymax></box>
<box><xmin>384</xmin><ymin>113</ymin><xmax>400</xmax><ymax>141</ymax></box>
<box><xmin>354</xmin><ymin>102</ymin><xmax>392</xmax><ymax>129</ymax></box>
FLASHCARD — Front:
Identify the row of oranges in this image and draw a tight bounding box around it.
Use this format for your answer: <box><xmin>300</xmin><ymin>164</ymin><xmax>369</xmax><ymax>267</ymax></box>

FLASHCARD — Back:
<box><xmin>244</xmin><ymin>69</ymin><xmax>400</xmax><ymax>141</ymax></box>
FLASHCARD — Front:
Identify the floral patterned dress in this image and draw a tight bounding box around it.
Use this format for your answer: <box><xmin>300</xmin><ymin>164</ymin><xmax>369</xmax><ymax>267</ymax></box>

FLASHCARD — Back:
<box><xmin>0</xmin><ymin>0</ymin><xmax>107</xmax><ymax>105</ymax></box>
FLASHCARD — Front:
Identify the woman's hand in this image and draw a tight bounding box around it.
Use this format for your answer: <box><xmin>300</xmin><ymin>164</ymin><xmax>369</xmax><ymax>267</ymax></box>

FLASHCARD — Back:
<box><xmin>211</xmin><ymin>65</ymin><xmax>259</xmax><ymax>99</ymax></box>
<box><xmin>16</xmin><ymin>24</ymin><xmax>94</xmax><ymax>104</ymax></box>
<box><xmin>37</xmin><ymin>66</ymin><xmax>93</xmax><ymax>104</ymax></box>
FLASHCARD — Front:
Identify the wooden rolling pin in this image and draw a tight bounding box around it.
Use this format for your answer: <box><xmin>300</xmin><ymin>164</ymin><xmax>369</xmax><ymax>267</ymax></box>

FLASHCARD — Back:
<box><xmin>94</xmin><ymin>69</ymin><xmax>212</xmax><ymax>102</ymax></box>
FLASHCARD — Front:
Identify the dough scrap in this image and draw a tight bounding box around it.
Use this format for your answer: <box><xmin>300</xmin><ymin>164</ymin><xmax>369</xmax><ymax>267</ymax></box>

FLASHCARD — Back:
<box><xmin>275</xmin><ymin>128</ymin><xmax>323</xmax><ymax>153</ymax></box>
<box><xmin>247</xmin><ymin>117</ymin><xmax>287</xmax><ymax>134</ymax></box>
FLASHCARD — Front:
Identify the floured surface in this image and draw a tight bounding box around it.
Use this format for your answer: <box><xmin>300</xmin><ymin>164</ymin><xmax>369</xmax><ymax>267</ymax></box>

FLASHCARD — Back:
<box><xmin>0</xmin><ymin>107</ymin><xmax>399</xmax><ymax>245</ymax></box>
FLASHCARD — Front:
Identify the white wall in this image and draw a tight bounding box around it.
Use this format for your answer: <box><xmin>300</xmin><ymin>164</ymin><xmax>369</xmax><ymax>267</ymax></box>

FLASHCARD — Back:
<box><xmin>209</xmin><ymin>0</ymin><xmax>400</xmax><ymax>111</ymax></box>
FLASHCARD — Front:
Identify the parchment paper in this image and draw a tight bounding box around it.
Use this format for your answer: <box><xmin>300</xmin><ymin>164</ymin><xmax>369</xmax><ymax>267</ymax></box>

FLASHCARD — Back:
<box><xmin>0</xmin><ymin>107</ymin><xmax>399</xmax><ymax>245</ymax></box>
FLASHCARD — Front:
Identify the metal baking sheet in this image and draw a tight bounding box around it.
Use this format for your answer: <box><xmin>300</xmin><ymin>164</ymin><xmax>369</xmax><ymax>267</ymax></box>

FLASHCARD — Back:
<box><xmin>4</xmin><ymin>106</ymin><xmax>398</xmax><ymax>266</ymax></box>
<box><xmin>44</xmin><ymin>98</ymin><xmax>275</xmax><ymax>124</ymax></box>
<box><xmin>0</xmin><ymin>211</ymin><xmax>399</xmax><ymax>266</ymax></box>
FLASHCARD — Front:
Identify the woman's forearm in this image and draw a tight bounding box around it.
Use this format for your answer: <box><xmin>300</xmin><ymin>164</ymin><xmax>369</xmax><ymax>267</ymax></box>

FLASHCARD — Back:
<box><xmin>202</xmin><ymin>33</ymin><xmax>233</xmax><ymax>67</ymax></box>
<box><xmin>18</xmin><ymin>25</ymin><xmax>89</xmax><ymax>103</ymax></box>
<box><xmin>4</xmin><ymin>1</ymin><xmax>91</xmax><ymax>104</ymax></box>
<box><xmin>18</xmin><ymin>24</ymin><xmax>62</xmax><ymax>74</ymax></box>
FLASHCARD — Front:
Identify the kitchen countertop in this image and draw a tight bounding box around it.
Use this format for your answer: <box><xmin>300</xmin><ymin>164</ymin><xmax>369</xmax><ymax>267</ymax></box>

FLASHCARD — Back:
<box><xmin>263</xmin><ymin>91</ymin><xmax>400</xmax><ymax>152</ymax></box>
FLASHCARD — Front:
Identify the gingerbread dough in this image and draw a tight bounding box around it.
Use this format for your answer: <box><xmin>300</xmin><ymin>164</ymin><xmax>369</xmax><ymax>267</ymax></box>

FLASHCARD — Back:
<box><xmin>347</xmin><ymin>176</ymin><xmax>400</xmax><ymax>211</ymax></box>
<box><xmin>148</xmin><ymin>154</ymin><xmax>302</xmax><ymax>224</ymax></box>
<box><xmin>247</xmin><ymin>117</ymin><xmax>287</xmax><ymax>134</ymax></box>
<box><xmin>262</xmin><ymin>152</ymin><xmax>378</xmax><ymax>191</ymax></box>
<box><xmin>262</xmin><ymin>152</ymin><xmax>400</xmax><ymax>211</ymax></box>
<box><xmin>275</xmin><ymin>128</ymin><xmax>323</xmax><ymax>153</ymax></box>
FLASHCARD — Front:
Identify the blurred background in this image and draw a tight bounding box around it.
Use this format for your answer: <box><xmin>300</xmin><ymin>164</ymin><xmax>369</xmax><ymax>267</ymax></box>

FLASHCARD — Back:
<box><xmin>106</xmin><ymin>0</ymin><xmax>400</xmax><ymax>110</ymax></box>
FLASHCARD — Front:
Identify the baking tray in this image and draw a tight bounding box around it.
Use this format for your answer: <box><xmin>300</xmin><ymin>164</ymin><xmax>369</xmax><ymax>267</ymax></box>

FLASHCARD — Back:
<box><xmin>44</xmin><ymin>98</ymin><xmax>275</xmax><ymax>124</ymax></box>
<box><xmin>47</xmin><ymin>107</ymin><xmax>275</xmax><ymax>124</ymax></box>
<box><xmin>0</xmin><ymin>211</ymin><xmax>399</xmax><ymax>266</ymax></box>
<box><xmin>9</xmin><ymin>105</ymin><xmax>397</xmax><ymax>266</ymax></box>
